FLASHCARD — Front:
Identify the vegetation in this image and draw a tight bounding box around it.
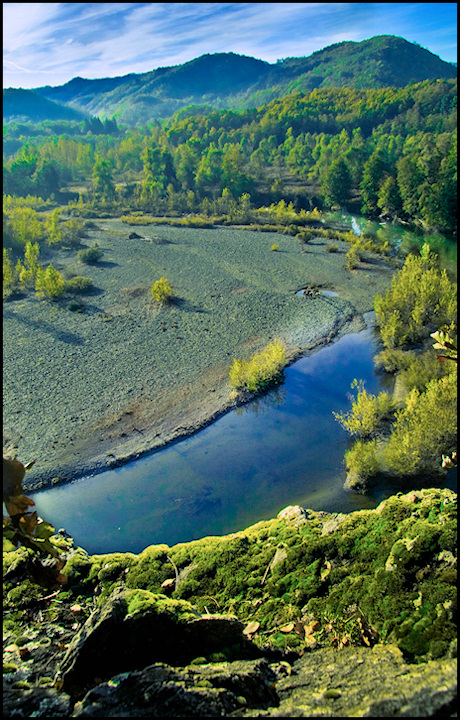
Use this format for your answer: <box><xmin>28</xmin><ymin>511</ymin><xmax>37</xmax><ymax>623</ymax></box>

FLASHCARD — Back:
<box><xmin>229</xmin><ymin>339</ymin><xmax>287</xmax><ymax>393</ymax></box>
<box><xmin>77</xmin><ymin>244</ymin><xmax>104</xmax><ymax>264</ymax></box>
<box><xmin>35</xmin><ymin>263</ymin><xmax>65</xmax><ymax>299</ymax></box>
<box><xmin>150</xmin><ymin>277</ymin><xmax>173</xmax><ymax>304</ymax></box>
<box><xmin>333</xmin><ymin>380</ymin><xmax>393</xmax><ymax>438</ymax></box>
<box><xmin>336</xmin><ymin>246</ymin><xmax>457</xmax><ymax>489</ymax></box>
<box><xmin>374</xmin><ymin>243</ymin><xmax>457</xmax><ymax>349</ymax></box>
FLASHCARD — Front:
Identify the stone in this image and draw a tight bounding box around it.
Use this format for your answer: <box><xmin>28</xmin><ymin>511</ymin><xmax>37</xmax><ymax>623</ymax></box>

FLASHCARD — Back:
<box><xmin>59</xmin><ymin>586</ymin><xmax>258</xmax><ymax>697</ymax></box>
<box><xmin>277</xmin><ymin>506</ymin><xmax>310</xmax><ymax>526</ymax></box>
<box><xmin>243</xmin><ymin>644</ymin><xmax>457</xmax><ymax>717</ymax></box>
<box><xmin>72</xmin><ymin>659</ymin><xmax>278</xmax><ymax>717</ymax></box>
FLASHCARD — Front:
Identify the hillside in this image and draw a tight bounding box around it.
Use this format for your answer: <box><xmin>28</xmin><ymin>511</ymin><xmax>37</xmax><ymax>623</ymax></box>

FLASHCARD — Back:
<box><xmin>15</xmin><ymin>35</ymin><xmax>456</xmax><ymax>126</ymax></box>
<box><xmin>3</xmin><ymin>88</ymin><xmax>87</xmax><ymax>123</ymax></box>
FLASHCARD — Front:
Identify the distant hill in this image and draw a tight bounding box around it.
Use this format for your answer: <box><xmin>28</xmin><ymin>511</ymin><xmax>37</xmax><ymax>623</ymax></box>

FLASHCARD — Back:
<box><xmin>3</xmin><ymin>88</ymin><xmax>87</xmax><ymax>123</ymax></box>
<box><xmin>5</xmin><ymin>35</ymin><xmax>456</xmax><ymax>126</ymax></box>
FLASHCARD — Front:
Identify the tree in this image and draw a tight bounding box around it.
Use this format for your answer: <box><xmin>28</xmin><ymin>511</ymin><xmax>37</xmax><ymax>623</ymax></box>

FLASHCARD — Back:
<box><xmin>18</xmin><ymin>241</ymin><xmax>41</xmax><ymax>288</ymax></box>
<box><xmin>360</xmin><ymin>149</ymin><xmax>386</xmax><ymax>215</ymax></box>
<box><xmin>5</xmin><ymin>206</ymin><xmax>42</xmax><ymax>249</ymax></box>
<box><xmin>35</xmin><ymin>263</ymin><xmax>65</xmax><ymax>299</ymax></box>
<box><xmin>322</xmin><ymin>157</ymin><xmax>353</xmax><ymax>206</ymax></box>
<box><xmin>377</xmin><ymin>176</ymin><xmax>403</xmax><ymax>217</ymax></box>
<box><xmin>374</xmin><ymin>245</ymin><xmax>457</xmax><ymax>349</ymax></box>
<box><xmin>45</xmin><ymin>208</ymin><xmax>63</xmax><ymax>245</ymax></box>
<box><xmin>92</xmin><ymin>155</ymin><xmax>115</xmax><ymax>200</ymax></box>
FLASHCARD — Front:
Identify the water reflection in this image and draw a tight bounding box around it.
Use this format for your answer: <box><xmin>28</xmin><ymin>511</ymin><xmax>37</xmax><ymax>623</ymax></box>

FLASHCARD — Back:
<box><xmin>234</xmin><ymin>386</ymin><xmax>287</xmax><ymax>415</ymax></box>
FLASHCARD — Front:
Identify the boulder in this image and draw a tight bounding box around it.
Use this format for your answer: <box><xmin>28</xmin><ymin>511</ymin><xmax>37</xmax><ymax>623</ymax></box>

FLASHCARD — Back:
<box><xmin>72</xmin><ymin>659</ymin><xmax>277</xmax><ymax>717</ymax></box>
<box><xmin>59</xmin><ymin>586</ymin><xmax>259</xmax><ymax>697</ymax></box>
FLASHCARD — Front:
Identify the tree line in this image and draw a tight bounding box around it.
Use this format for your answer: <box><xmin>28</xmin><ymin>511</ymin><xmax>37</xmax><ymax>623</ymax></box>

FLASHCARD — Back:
<box><xmin>3</xmin><ymin>78</ymin><xmax>457</xmax><ymax>232</ymax></box>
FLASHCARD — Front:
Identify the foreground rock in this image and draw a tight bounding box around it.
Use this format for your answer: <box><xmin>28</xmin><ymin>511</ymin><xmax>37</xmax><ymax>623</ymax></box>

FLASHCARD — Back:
<box><xmin>59</xmin><ymin>586</ymin><xmax>258</xmax><ymax>697</ymax></box>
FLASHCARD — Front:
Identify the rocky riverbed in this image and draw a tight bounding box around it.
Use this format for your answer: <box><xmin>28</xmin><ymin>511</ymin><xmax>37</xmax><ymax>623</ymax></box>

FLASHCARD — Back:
<box><xmin>3</xmin><ymin>220</ymin><xmax>396</xmax><ymax>490</ymax></box>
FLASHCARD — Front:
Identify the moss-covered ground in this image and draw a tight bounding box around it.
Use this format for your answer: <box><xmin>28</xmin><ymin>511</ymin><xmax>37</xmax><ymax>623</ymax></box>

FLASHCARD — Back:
<box><xmin>4</xmin><ymin>488</ymin><xmax>456</xmax><ymax>675</ymax></box>
<box><xmin>3</xmin><ymin>219</ymin><xmax>395</xmax><ymax>489</ymax></box>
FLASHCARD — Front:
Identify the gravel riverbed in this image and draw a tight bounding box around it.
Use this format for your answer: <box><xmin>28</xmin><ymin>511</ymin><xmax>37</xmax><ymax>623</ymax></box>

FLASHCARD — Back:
<box><xmin>3</xmin><ymin>220</ymin><xmax>396</xmax><ymax>490</ymax></box>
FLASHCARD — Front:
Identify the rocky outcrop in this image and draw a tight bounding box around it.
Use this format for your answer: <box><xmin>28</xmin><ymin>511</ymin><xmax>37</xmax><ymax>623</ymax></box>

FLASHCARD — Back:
<box><xmin>59</xmin><ymin>586</ymin><xmax>259</xmax><ymax>698</ymax></box>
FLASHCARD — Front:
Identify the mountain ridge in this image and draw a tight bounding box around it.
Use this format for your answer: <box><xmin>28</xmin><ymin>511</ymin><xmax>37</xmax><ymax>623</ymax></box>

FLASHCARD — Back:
<box><xmin>4</xmin><ymin>35</ymin><xmax>456</xmax><ymax>126</ymax></box>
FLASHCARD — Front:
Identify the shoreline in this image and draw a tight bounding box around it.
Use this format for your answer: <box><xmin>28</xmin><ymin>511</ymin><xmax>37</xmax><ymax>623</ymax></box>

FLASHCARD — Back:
<box><xmin>23</xmin><ymin>311</ymin><xmax>366</xmax><ymax>493</ymax></box>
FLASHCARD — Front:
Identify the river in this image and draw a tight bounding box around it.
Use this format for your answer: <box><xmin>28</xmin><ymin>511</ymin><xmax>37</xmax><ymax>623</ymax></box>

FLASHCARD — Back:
<box><xmin>29</xmin><ymin>213</ymin><xmax>457</xmax><ymax>554</ymax></box>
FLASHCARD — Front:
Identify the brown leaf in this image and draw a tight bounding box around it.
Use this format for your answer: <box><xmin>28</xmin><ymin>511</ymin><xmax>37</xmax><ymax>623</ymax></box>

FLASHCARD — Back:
<box><xmin>19</xmin><ymin>511</ymin><xmax>39</xmax><ymax>536</ymax></box>
<box><xmin>243</xmin><ymin>621</ymin><xmax>260</xmax><ymax>636</ymax></box>
<box><xmin>3</xmin><ymin>457</ymin><xmax>25</xmax><ymax>500</ymax></box>
<box><xmin>305</xmin><ymin>620</ymin><xmax>320</xmax><ymax>636</ymax></box>
<box><xmin>5</xmin><ymin>494</ymin><xmax>35</xmax><ymax>518</ymax></box>
<box><xmin>280</xmin><ymin>622</ymin><xmax>295</xmax><ymax>633</ymax></box>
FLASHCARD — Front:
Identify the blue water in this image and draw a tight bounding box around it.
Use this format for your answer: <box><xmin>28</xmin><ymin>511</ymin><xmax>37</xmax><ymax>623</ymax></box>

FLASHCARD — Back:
<box><xmin>30</xmin><ymin>317</ymin><xmax>393</xmax><ymax>554</ymax></box>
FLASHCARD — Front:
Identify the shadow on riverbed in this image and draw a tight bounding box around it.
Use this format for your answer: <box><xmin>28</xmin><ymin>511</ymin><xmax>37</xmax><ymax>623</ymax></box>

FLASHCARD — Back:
<box><xmin>3</xmin><ymin>307</ymin><xmax>85</xmax><ymax>346</ymax></box>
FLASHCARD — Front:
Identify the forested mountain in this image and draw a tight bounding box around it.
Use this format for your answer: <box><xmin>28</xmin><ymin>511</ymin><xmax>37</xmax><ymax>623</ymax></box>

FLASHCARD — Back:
<box><xmin>7</xmin><ymin>35</ymin><xmax>456</xmax><ymax>126</ymax></box>
<box><xmin>3</xmin><ymin>88</ymin><xmax>87</xmax><ymax>123</ymax></box>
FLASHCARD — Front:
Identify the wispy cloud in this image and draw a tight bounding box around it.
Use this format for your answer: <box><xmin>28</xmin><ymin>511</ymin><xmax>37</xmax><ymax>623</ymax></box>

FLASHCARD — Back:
<box><xmin>3</xmin><ymin>2</ymin><xmax>457</xmax><ymax>89</ymax></box>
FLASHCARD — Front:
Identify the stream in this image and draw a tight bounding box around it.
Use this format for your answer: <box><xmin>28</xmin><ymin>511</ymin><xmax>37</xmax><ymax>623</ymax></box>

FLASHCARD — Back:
<box><xmin>29</xmin><ymin>213</ymin><xmax>457</xmax><ymax>554</ymax></box>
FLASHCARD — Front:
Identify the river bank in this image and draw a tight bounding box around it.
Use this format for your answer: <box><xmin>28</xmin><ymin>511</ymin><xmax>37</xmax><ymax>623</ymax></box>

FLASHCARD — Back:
<box><xmin>3</xmin><ymin>221</ymin><xmax>396</xmax><ymax>491</ymax></box>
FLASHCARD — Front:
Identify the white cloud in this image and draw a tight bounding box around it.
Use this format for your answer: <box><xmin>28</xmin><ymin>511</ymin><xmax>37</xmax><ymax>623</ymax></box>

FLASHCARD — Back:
<box><xmin>2</xmin><ymin>2</ymin><xmax>457</xmax><ymax>89</ymax></box>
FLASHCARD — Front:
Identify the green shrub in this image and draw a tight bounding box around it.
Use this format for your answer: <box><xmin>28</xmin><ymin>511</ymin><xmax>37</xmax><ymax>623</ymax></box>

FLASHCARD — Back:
<box><xmin>333</xmin><ymin>380</ymin><xmax>393</xmax><ymax>438</ymax></box>
<box><xmin>345</xmin><ymin>243</ymin><xmax>361</xmax><ymax>270</ymax></box>
<box><xmin>77</xmin><ymin>244</ymin><xmax>104</xmax><ymax>264</ymax></box>
<box><xmin>229</xmin><ymin>339</ymin><xmax>286</xmax><ymax>393</ymax></box>
<box><xmin>326</xmin><ymin>244</ymin><xmax>339</xmax><ymax>253</ymax></box>
<box><xmin>35</xmin><ymin>264</ymin><xmax>65</xmax><ymax>299</ymax></box>
<box><xmin>270</xmin><ymin>243</ymin><xmax>280</xmax><ymax>251</ymax></box>
<box><xmin>381</xmin><ymin>371</ymin><xmax>457</xmax><ymax>476</ymax></box>
<box><xmin>374</xmin><ymin>348</ymin><xmax>413</xmax><ymax>373</ymax></box>
<box><xmin>64</xmin><ymin>276</ymin><xmax>94</xmax><ymax>294</ymax></box>
<box><xmin>374</xmin><ymin>246</ymin><xmax>457</xmax><ymax>349</ymax></box>
<box><xmin>344</xmin><ymin>440</ymin><xmax>379</xmax><ymax>486</ymax></box>
<box><xmin>151</xmin><ymin>277</ymin><xmax>173</xmax><ymax>304</ymax></box>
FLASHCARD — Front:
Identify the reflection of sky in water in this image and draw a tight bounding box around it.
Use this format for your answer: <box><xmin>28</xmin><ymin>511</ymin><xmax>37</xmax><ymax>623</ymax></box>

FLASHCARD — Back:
<box><xmin>30</xmin><ymin>325</ymin><xmax>389</xmax><ymax>553</ymax></box>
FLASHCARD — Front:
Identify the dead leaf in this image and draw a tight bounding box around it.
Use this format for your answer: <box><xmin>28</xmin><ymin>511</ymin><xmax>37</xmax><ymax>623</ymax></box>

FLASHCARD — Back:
<box><xmin>3</xmin><ymin>457</ymin><xmax>26</xmax><ymax>500</ymax></box>
<box><xmin>280</xmin><ymin>622</ymin><xmax>295</xmax><ymax>633</ymax></box>
<box><xmin>5</xmin><ymin>495</ymin><xmax>35</xmax><ymax>518</ymax></box>
<box><xmin>19</xmin><ymin>510</ymin><xmax>39</xmax><ymax>536</ymax></box>
<box><xmin>243</xmin><ymin>621</ymin><xmax>260</xmax><ymax>636</ymax></box>
<box><xmin>161</xmin><ymin>578</ymin><xmax>175</xmax><ymax>588</ymax></box>
<box><xmin>305</xmin><ymin>620</ymin><xmax>320</xmax><ymax>636</ymax></box>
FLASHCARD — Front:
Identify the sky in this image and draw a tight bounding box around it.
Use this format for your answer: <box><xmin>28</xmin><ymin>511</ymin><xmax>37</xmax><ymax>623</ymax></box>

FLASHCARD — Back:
<box><xmin>3</xmin><ymin>2</ymin><xmax>457</xmax><ymax>89</ymax></box>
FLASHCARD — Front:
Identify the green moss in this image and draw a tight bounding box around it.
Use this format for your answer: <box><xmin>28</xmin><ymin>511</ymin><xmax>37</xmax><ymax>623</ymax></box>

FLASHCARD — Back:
<box><xmin>124</xmin><ymin>589</ymin><xmax>198</xmax><ymax>623</ymax></box>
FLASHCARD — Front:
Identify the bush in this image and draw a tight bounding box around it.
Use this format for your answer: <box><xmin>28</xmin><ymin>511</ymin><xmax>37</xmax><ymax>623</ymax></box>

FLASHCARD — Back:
<box><xmin>381</xmin><ymin>371</ymin><xmax>457</xmax><ymax>476</ymax></box>
<box><xmin>326</xmin><ymin>244</ymin><xmax>339</xmax><ymax>253</ymax></box>
<box><xmin>64</xmin><ymin>276</ymin><xmax>94</xmax><ymax>294</ymax></box>
<box><xmin>271</xmin><ymin>243</ymin><xmax>280</xmax><ymax>251</ymax></box>
<box><xmin>35</xmin><ymin>264</ymin><xmax>65</xmax><ymax>299</ymax></box>
<box><xmin>229</xmin><ymin>339</ymin><xmax>286</xmax><ymax>393</ymax></box>
<box><xmin>344</xmin><ymin>440</ymin><xmax>379</xmax><ymax>487</ymax></box>
<box><xmin>151</xmin><ymin>277</ymin><xmax>173</xmax><ymax>304</ymax></box>
<box><xmin>334</xmin><ymin>380</ymin><xmax>393</xmax><ymax>438</ymax></box>
<box><xmin>374</xmin><ymin>246</ymin><xmax>457</xmax><ymax>349</ymax></box>
<box><xmin>77</xmin><ymin>244</ymin><xmax>104</xmax><ymax>264</ymax></box>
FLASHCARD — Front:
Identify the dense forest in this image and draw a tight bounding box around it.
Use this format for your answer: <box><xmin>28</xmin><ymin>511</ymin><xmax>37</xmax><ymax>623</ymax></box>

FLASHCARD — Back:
<box><xmin>3</xmin><ymin>77</ymin><xmax>457</xmax><ymax>239</ymax></box>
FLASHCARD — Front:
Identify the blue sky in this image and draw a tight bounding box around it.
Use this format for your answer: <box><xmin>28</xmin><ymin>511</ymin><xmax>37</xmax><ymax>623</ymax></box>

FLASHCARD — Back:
<box><xmin>3</xmin><ymin>3</ymin><xmax>457</xmax><ymax>89</ymax></box>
